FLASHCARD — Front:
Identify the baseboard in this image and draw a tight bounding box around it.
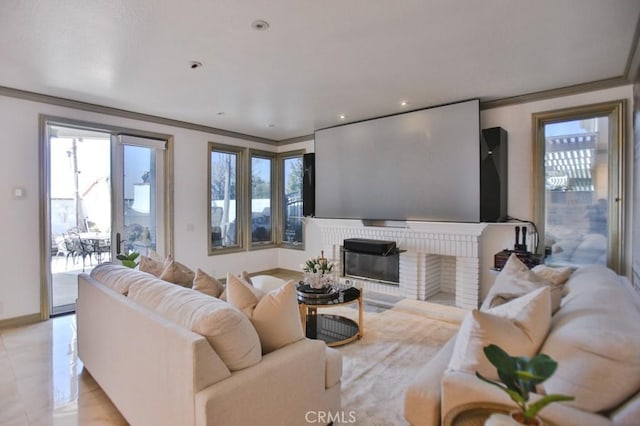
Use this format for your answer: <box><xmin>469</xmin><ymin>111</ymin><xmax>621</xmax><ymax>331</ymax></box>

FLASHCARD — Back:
<box><xmin>0</xmin><ymin>313</ymin><xmax>42</xmax><ymax>330</ymax></box>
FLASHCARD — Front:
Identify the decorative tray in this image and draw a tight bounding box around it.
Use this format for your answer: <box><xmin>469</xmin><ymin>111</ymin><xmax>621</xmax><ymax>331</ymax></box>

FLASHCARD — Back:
<box><xmin>296</xmin><ymin>283</ymin><xmax>339</xmax><ymax>299</ymax></box>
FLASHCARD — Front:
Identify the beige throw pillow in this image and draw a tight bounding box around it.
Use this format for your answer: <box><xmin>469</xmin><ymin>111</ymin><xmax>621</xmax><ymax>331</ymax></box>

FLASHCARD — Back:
<box><xmin>448</xmin><ymin>286</ymin><xmax>552</xmax><ymax>380</ymax></box>
<box><xmin>482</xmin><ymin>253</ymin><xmax>562</xmax><ymax>313</ymax></box>
<box><xmin>138</xmin><ymin>255</ymin><xmax>165</xmax><ymax>277</ymax></box>
<box><xmin>193</xmin><ymin>269</ymin><xmax>224</xmax><ymax>297</ymax></box>
<box><xmin>226</xmin><ymin>273</ymin><xmax>304</xmax><ymax>354</ymax></box>
<box><xmin>532</xmin><ymin>264</ymin><xmax>572</xmax><ymax>286</ymax></box>
<box><xmin>159</xmin><ymin>259</ymin><xmax>195</xmax><ymax>287</ymax></box>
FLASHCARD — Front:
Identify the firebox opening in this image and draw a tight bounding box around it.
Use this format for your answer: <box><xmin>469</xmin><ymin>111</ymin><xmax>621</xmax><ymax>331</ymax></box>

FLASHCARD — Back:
<box><xmin>342</xmin><ymin>238</ymin><xmax>401</xmax><ymax>286</ymax></box>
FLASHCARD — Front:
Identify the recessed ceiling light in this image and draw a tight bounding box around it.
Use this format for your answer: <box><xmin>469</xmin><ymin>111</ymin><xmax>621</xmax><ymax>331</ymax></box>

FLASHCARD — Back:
<box><xmin>339</xmin><ymin>114</ymin><xmax>346</xmax><ymax>120</ymax></box>
<box><xmin>400</xmin><ymin>100</ymin><xmax>408</xmax><ymax>107</ymax></box>
<box><xmin>251</xmin><ymin>20</ymin><xmax>270</xmax><ymax>31</ymax></box>
<box><xmin>189</xmin><ymin>61</ymin><xmax>203</xmax><ymax>69</ymax></box>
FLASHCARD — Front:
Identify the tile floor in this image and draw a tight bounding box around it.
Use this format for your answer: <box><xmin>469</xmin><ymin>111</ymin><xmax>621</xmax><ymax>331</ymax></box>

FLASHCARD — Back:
<box><xmin>0</xmin><ymin>315</ymin><xmax>127</xmax><ymax>426</ymax></box>
<box><xmin>1</xmin><ymin>270</ymin><xmax>456</xmax><ymax>426</ymax></box>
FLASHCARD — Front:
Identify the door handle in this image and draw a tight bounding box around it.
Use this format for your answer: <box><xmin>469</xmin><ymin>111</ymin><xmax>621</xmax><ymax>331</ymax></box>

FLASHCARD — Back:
<box><xmin>116</xmin><ymin>232</ymin><xmax>122</xmax><ymax>254</ymax></box>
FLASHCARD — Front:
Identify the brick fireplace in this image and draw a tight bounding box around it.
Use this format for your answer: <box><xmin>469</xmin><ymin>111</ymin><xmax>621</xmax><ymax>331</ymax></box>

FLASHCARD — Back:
<box><xmin>314</xmin><ymin>219</ymin><xmax>487</xmax><ymax>309</ymax></box>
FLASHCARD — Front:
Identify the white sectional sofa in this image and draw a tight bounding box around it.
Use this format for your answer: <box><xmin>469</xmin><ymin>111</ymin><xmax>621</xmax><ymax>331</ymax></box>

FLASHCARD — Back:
<box><xmin>77</xmin><ymin>263</ymin><xmax>342</xmax><ymax>426</ymax></box>
<box><xmin>404</xmin><ymin>260</ymin><xmax>640</xmax><ymax>426</ymax></box>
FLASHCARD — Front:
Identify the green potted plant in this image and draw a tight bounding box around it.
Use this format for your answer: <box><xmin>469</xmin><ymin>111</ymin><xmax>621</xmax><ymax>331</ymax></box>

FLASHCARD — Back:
<box><xmin>116</xmin><ymin>251</ymin><xmax>139</xmax><ymax>268</ymax></box>
<box><xmin>476</xmin><ymin>344</ymin><xmax>574</xmax><ymax>425</ymax></box>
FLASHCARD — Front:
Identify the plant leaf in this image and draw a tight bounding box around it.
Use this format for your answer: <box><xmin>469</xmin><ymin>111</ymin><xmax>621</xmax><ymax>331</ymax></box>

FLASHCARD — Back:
<box><xmin>527</xmin><ymin>353</ymin><xmax>558</xmax><ymax>383</ymax></box>
<box><xmin>121</xmin><ymin>259</ymin><xmax>137</xmax><ymax>268</ymax></box>
<box><xmin>484</xmin><ymin>345</ymin><xmax>520</xmax><ymax>392</ymax></box>
<box><xmin>476</xmin><ymin>372</ymin><xmax>525</xmax><ymax>405</ymax></box>
<box><xmin>525</xmin><ymin>394</ymin><xmax>575</xmax><ymax>418</ymax></box>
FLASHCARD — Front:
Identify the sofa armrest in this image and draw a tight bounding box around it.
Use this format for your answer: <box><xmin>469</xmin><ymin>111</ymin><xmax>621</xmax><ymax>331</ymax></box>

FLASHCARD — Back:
<box><xmin>442</xmin><ymin>371</ymin><xmax>612</xmax><ymax>426</ymax></box>
<box><xmin>195</xmin><ymin>338</ymin><xmax>340</xmax><ymax>426</ymax></box>
<box><xmin>404</xmin><ymin>335</ymin><xmax>456</xmax><ymax>426</ymax></box>
<box><xmin>78</xmin><ymin>273</ymin><xmax>231</xmax><ymax>426</ymax></box>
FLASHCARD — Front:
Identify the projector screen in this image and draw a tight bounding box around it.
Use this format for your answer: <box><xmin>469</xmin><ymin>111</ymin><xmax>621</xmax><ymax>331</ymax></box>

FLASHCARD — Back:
<box><xmin>314</xmin><ymin>99</ymin><xmax>480</xmax><ymax>222</ymax></box>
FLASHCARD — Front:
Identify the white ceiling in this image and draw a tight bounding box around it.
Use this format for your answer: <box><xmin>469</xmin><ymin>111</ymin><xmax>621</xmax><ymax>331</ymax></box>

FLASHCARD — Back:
<box><xmin>1</xmin><ymin>0</ymin><xmax>639</xmax><ymax>142</ymax></box>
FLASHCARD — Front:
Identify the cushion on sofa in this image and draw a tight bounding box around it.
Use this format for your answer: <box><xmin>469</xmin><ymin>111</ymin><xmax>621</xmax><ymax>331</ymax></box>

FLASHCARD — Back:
<box><xmin>127</xmin><ymin>278</ymin><xmax>262</xmax><ymax>371</ymax></box>
<box><xmin>538</xmin><ymin>265</ymin><xmax>640</xmax><ymax>412</ymax></box>
<box><xmin>138</xmin><ymin>255</ymin><xmax>166</xmax><ymax>277</ymax></box>
<box><xmin>90</xmin><ymin>262</ymin><xmax>156</xmax><ymax>295</ymax></box>
<box><xmin>192</xmin><ymin>269</ymin><xmax>224</xmax><ymax>297</ymax></box>
<box><xmin>251</xmin><ymin>275</ymin><xmax>287</xmax><ymax>293</ymax></box>
<box><xmin>531</xmin><ymin>264</ymin><xmax>573</xmax><ymax>286</ymax></box>
<box><xmin>159</xmin><ymin>257</ymin><xmax>195</xmax><ymax>287</ymax></box>
<box><xmin>482</xmin><ymin>254</ymin><xmax>562</xmax><ymax>313</ymax></box>
<box><xmin>226</xmin><ymin>273</ymin><xmax>305</xmax><ymax>354</ymax></box>
<box><xmin>448</xmin><ymin>286</ymin><xmax>552</xmax><ymax>380</ymax></box>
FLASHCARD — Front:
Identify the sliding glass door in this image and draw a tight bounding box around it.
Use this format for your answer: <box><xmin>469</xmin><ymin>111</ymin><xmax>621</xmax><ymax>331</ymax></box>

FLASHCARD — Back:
<box><xmin>42</xmin><ymin>120</ymin><xmax>171</xmax><ymax>317</ymax></box>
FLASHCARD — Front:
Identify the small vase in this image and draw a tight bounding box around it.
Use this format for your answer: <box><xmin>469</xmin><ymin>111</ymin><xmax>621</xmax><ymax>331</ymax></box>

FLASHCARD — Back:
<box><xmin>304</xmin><ymin>272</ymin><xmax>326</xmax><ymax>289</ymax></box>
<box><xmin>485</xmin><ymin>412</ymin><xmax>542</xmax><ymax>426</ymax></box>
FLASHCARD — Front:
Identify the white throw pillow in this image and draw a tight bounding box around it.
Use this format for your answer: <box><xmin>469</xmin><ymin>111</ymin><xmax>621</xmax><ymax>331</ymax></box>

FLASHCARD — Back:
<box><xmin>251</xmin><ymin>275</ymin><xmax>287</xmax><ymax>293</ymax></box>
<box><xmin>192</xmin><ymin>268</ymin><xmax>224</xmax><ymax>297</ymax></box>
<box><xmin>226</xmin><ymin>273</ymin><xmax>304</xmax><ymax>354</ymax></box>
<box><xmin>448</xmin><ymin>286</ymin><xmax>552</xmax><ymax>380</ymax></box>
<box><xmin>482</xmin><ymin>254</ymin><xmax>561</xmax><ymax>313</ymax></box>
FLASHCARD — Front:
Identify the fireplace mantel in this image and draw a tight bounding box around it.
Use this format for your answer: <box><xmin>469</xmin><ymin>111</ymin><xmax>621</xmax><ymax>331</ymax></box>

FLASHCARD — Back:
<box><xmin>313</xmin><ymin>219</ymin><xmax>487</xmax><ymax>309</ymax></box>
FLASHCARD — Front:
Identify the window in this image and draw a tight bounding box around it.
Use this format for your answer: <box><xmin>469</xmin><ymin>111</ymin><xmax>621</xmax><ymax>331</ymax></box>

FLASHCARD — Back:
<box><xmin>250</xmin><ymin>150</ymin><xmax>276</xmax><ymax>248</ymax></box>
<box><xmin>208</xmin><ymin>145</ymin><xmax>305</xmax><ymax>255</ymax></box>
<box><xmin>533</xmin><ymin>100</ymin><xmax>625</xmax><ymax>272</ymax></box>
<box><xmin>208</xmin><ymin>143</ymin><xmax>244</xmax><ymax>254</ymax></box>
<box><xmin>280</xmin><ymin>152</ymin><xmax>304</xmax><ymax>248</ymax></box>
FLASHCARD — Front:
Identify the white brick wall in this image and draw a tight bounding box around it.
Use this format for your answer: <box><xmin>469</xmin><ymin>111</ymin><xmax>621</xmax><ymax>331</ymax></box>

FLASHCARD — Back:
<box><xmin>315</xmin><ymin>219</ymin><xmax>486</xmax><ymax>309</ymax></box>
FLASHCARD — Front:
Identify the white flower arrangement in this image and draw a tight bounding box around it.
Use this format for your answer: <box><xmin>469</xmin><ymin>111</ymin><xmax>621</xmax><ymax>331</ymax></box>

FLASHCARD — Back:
<box><xmin>301</xmin><ymin>256</ymin><xmax>335</xmax><ymax>275</ymax></box>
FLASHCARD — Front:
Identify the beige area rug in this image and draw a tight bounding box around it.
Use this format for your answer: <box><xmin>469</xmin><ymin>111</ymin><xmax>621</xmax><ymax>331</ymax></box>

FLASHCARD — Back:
<box><xmin>322</xmin><ymin>301</ymin><xmax>464</xmax><ymax>426</ymax></box>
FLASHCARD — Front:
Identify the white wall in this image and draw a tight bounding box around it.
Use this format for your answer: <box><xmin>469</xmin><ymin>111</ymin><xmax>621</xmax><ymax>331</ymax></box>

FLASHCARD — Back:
<box><xmin>0</xmin><ymin>84</ymin><xmax>633</xmax><ymax>321</ymax></box>
<box><xmin>0</xmin><ymin>94</ymin><xmax>283</xmax><ymax>321</ymax></box>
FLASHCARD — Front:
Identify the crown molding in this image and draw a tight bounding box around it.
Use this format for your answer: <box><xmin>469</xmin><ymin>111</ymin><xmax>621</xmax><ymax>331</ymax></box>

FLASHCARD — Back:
<box><xmin>626</xmin><ymin>13</ymin><xmax>640</xmax><ymax>83</ymax></box>
<box><xmin>480</xmin><ymin>76</ymin><xmax>631</xmax><ymax>111</ymax></box>
<box><xmin>0</xmin><ymin>85</ymin><xmax>278</xmax><ymax>145</ymax></box>
<box><xmin>276</xmin><ymin>134</ymin><xmax>314</xmax><ymax>146</ymax></box>
<box><xmin>1</xmin><ymin>72</ymin><xmax>634</xmax><ymax>146</ymax></box>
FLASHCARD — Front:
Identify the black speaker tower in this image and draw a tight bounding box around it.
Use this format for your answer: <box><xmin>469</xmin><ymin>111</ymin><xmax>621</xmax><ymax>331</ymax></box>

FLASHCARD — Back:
<box><xmin>302</xmin><ymin>153</ymin><xmax>315</xmax><ymax>217</ymax></box>
<box><xmin>480</xmin><ymin>127</ymin><xmax>508</xmax><ymax>222</ymax></box>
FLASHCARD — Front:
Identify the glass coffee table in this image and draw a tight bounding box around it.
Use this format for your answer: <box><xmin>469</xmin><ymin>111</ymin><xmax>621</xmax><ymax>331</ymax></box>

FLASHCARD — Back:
<box><xmin>297</xmin><ymin>283</ymin><xmax>363</xmax><ymax>347</ymax></box>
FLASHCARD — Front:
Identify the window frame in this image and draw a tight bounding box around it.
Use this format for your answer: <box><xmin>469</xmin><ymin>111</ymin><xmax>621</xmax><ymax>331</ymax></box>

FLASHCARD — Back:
<box><xmin>532</xmin><ymin>100</ymin><xmax>625</xmax><ymax>273</ymax></box>
<box><xmin>208</xmin><ymin>144</ymin><xmax>307</xmax><ymax>256</ymax></box>
<box><xmin>207</xmin><ymin>142</ymin><xmax>245</xmax><ymax>255</ymax></box>
<box><xmin>248</xmin><ymin>149</ymin><xmax>277</xmax><ymax>250</ymax></box>
<box><xmin>277</xmin><ymin>149</ymin><xmax>306</xmax><ymax>250</ymax></box>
